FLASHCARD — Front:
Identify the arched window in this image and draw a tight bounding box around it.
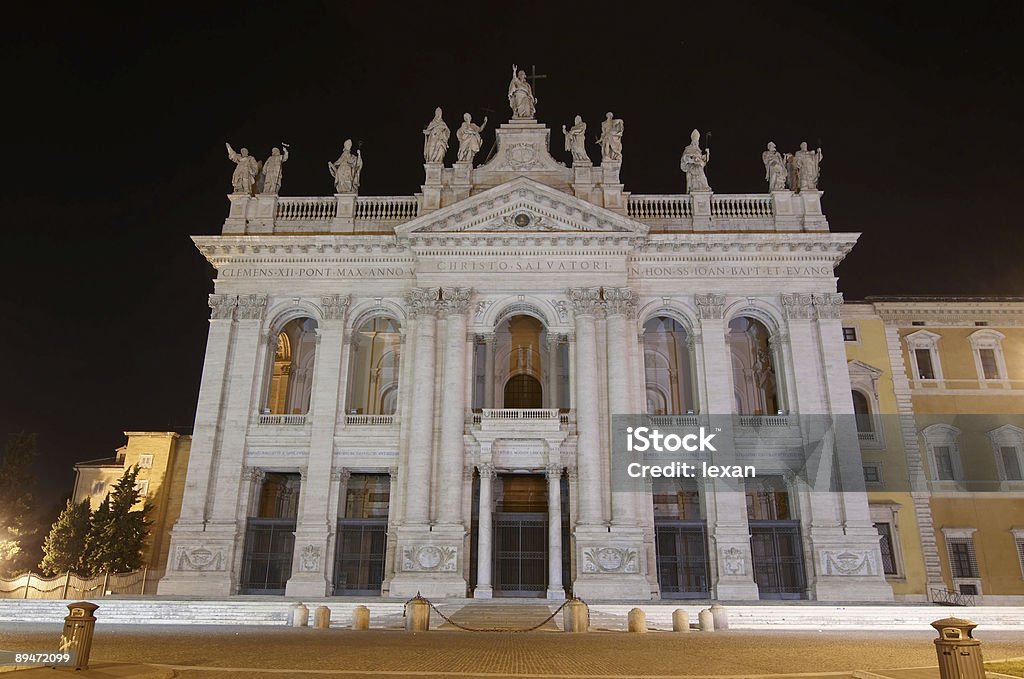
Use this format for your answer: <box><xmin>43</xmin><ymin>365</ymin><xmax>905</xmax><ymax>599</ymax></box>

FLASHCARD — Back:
<box><xmin>266</xmin><ymin>317</ymin><xmax>318</xmax><ymax>415</ymax></box>
<box><xmin>728</xmin><ymin>316</ymin><xmax>780</xmax><ymax>416</ymax></box>
<box><xmin>504</xmin><ymin>374</ymin><xmax>543</xmax><ymax>409</ymax></box>
<box><xmin>642</xmin><ymin>316</ymin><xmax>696</xmax><ymax>414</ymax></box>
<box><xmin>346</xmin><ymin>316</ymin><xmax>402</xmax><ymax>415</ymax></box>
<box><xmin>851</xmin><ymin>390</ymin><xmax>872</xmax><ymax>433</ymax></box>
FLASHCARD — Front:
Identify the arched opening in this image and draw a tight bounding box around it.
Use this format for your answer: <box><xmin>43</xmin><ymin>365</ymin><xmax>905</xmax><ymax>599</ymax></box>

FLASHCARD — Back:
<box><xmin>267</xmin><ymin>318</ymin><xmax>318</xmax><ymax>415</ymax></box>
<box><xmin>851</xmin><ymin>390</ymin><xmax>872</xmax><ymax>433</ymax></box>
<box><xmin>241</xmin><ymin>472</ymin><xmax>301</xmax><ymax>595</ymax></box>
<box><xmin>643</xmin><ymin>316</ymin><xmax>697</xmax><ymax>414</ymax></box>
<box><xmin>504</xmin><ymin>374</ymin><xmax>543</xmax><ymax>409</ymax></box>
<box><xmin>346</xmin><ymin>316</ymin><xmax>402</xmax><ymax>415</ymax></box>
<box><xmin>728</xmin><ymin>316</ymin><xmax>781</xmax><ymax>416</ymax></box>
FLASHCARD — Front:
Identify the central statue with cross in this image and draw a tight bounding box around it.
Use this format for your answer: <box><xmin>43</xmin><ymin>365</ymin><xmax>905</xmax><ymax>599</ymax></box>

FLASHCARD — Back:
<box><xmin>508</xmin><ymin>64</ymin><xmax>544</xmax><ymax>119</ymax></box>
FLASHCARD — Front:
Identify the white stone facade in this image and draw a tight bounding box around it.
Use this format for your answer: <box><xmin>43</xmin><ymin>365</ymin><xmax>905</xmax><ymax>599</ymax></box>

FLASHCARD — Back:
<box><xmin>158</xmin><ymin>113</ymin><xmax>892</xmax><ymax>602</ymax></box>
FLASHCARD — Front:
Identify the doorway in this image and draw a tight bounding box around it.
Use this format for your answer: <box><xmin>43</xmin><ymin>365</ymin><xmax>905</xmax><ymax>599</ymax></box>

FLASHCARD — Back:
<box><xmin>493</xmin><ymin>474</ymin><xmax>547</xmax><ymax>597</ymax></box>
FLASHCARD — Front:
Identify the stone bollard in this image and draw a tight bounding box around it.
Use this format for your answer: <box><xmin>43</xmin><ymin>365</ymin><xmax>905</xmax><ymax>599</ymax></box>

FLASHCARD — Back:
<box><xmin>314</xmin><ymin>605</ymin><xmax>331</xmax><ymax>629</ymax></box>
<box><xmin>710</xmin><ymin>603</ymin><xmax>729</xmax><ymax>630</ymax></box>
<box><xmin>672</xmin><ymin>609</ymin><xmax>690</xmax><ymax>632</ymax></box>
<box><xmin>292</xmin><ymin>602</ymin><xmax>309</xmax><ymax>628</ymax></box>
<box><xmin>563</xmin><ymin>599</ymin><xmax>590</xmax><ymax>633</ymax></box>
<box><xmin>627</xmin><ymin>608</ymin><xmax>647</xmax><ymax>633</ymax></box>
<box><xmin>698</xmin><ymin>608</ymin><xmax>714</xmax><ymax>632</ymax></box>
<box><xmin>405</xmin><ymin>596</ymin><xmax>430</xmax><ymax>633</ymax></box>
<box><xmin>352</xmin><ymin>605</ymin><xmax>370</xmax><ymax>631</ymax></box>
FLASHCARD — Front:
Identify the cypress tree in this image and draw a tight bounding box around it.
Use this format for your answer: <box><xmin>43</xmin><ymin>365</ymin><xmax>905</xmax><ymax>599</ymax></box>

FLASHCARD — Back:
<box><xmin>86</xmin><ymin>466</ymin><xmax>152</xmax><ymax>575</ymax></box>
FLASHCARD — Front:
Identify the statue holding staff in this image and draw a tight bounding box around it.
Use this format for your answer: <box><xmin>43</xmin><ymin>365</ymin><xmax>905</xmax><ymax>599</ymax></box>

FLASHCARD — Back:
<box><xmin>507</xmin><ymin>64</ymin><xmax>536</xmax><ymax>119</ymax></box>
<box><xmin>260</xmin><ymin>144</ymin><xmax>289</xmax><ymax>195</ymax></box>
<box><xmin>225</xmin><ymin>143</ymin><xmax>260</xmax><ymax>195</ymax></box>
<box><xmin>422</xmin><ymin>107</ymin><xmax>450</xmax><ymax>164</ymax></box>
<box><xmin>456</xmin><ymin>113</ymin><xmax>488</xmax><ymax>163</ymax></box>
<box><xmin>328</xmin><ymin>139</ymin><xmax>363</xmax><ymax>194</ymax></box>
<box><xmin>792</xmin><ymin>141</ymin><xmax>823</xmax><ymax>190</ymax></box>
<box><xmin>680</xmin><ymin>129</ymin><xmax>711</xmax><ymax>192</ymax></box>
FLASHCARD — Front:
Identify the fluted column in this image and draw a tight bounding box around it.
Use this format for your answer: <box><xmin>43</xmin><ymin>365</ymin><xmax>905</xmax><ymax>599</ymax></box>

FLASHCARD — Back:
<box><xmin>546</xmin><ymin>464</ymin><xmax>565</xmax><ymax>599</ymax></box>
<box><xmin>437</xmin><ymin>287</ymin><xmax>473</xmax><ymax>525</ymax></box>
<box><xmin>605</xmin><ymin>287</ymin><xmax>638</xmax><ymax>526</ymax></box>
<box><xmin>568</xmin><ymin>287</ymin><xmax>604</xmax><ymax>527</ymax></box>
<box><xmin>483</xmin><ymin>333</ymin><xmax>496</xmax><ymax>408</ymax></box>
<box><xmin>474</xmin><ymin>464</ymin><xmax>494</xmax><ymax>598</ymax></box>
<box><xmin>404</xmin><ymin>287</ymin><xmax>440</xmax><ymax>525</ymax></box>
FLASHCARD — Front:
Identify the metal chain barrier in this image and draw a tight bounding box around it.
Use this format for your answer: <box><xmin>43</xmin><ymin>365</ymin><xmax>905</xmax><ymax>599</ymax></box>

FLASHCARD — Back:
<box><xmin>403</xmin><ymin>593</ymin><xmax>586</xmax><ymax>633</ymax></box>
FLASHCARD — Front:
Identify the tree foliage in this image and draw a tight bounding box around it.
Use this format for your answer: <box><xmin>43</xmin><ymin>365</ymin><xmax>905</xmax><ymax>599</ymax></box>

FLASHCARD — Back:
<box><xmin>84</xmin><ymin>466</ymin><xmax>152</xmax><ymax>575</ymax></box>
<box><xmin>38</xmin><ymin>499</ymin><xmax>92</xmax><ymax>575</ymax></box>
<box><xmin>0</xmin><ymin>433</ymin><xmax>38</xmax><ymax>576</ymax></box>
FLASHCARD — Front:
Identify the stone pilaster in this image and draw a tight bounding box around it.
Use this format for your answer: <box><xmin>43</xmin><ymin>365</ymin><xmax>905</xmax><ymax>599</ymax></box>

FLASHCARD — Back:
<box><xmin>483</xmin><ymin>333</ymin><xmax>496</xmax><ymax>408</ymax></box>
<box><xmin>286</xmin><ymin>296</ymin><xmax>350</xmax><ymax>597</ymax></box>
<box><xmin>436</xmin><ymin>287</ymin><xmax>473</xmax><ymax>527</ymax></box>
<box><xmin>546</xmin><ymin>464</ymin><xmax>566</xmax><ymax>599</ymax></box>
<box><xmin>474</xmin><ymin>464</ymin><xmax>495</xmax><ymax>598</ymax></box>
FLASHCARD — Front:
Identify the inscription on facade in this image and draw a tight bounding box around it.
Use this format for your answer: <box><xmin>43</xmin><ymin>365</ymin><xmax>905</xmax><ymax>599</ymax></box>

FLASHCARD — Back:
<box><xmin>220</xmin><ymin>266</ymin><xmax>410</xmax><ymax>279</ymax></box>
<box><xmin>629</xmin><ymin>265</ymin><xmax>833</xmax><ymax>278</ymax></box>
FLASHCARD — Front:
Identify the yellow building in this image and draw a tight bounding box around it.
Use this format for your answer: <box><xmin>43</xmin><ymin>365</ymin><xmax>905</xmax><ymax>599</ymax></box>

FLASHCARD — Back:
<box><xmin>844</xmin><ymin>298</ymin><xmax>1024</xmax><ymax>604</ymax></box>
<box><xmin>73</xmin><ymin>432</ymin><xmax>192</xmax><ymax>581</ymax></box>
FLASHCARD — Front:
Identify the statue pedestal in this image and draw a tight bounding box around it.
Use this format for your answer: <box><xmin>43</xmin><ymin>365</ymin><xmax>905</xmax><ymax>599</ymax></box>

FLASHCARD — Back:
<box><xmin>330</xmin><ymin>194</ymin><xmax>356</xmax><ymax>233</ymax></box>
<box><xmin>599</xmin><ymin>161</ymin><xmax>625</xmax><ymax>213</ymax></box>
<box><xmin>771</xmin><ymin>190</ymin><xmax>801</xmax><ymax>231</ymax></box>
<box><xmin>224</xmin><ymin>194</ymin><xmax>251</xmax><ymax>234</ymax></box>
<box><xmin>420</xmin><ymin>163</ymin><xmax>444</xmax><ymax>213</ymax></box>
<box><xmin>798</xmin><ymin>190</ymin><xmax>828</xmax><ymax>231</ymax></box>
<box><xmin>248</xmin><ymin>194</ymin><xmax>278</xmax><ymax>233</ymax></box>
<box><xmin>451</xmin><ymin>162</ymin><xmax>473</xmax><ymax>203</ymax></box>
<box><xmin>690</xmin><ymin>191</ymin><xmax>713</xmax><ymax>230</ymax></box>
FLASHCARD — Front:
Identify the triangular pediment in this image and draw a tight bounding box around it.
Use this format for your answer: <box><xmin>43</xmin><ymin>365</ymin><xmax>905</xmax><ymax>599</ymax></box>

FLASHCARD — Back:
<box><xmin>394</xmin><ymin>177</ymin><xmax>649</xmax><ymax>237</ymax></box>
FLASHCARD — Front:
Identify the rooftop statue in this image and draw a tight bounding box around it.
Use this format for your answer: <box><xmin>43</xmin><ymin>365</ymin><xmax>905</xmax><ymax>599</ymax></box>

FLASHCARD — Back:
<box><xmin>596</xmin><ymin>112</ymin><xmax>624</xmax><ymax>162</ymax></box>
<box><xmin>791</xmin><ymin>141</ymin><xmax>823</xmax><ymax>191</ymax></box>
<box><xmin>260</xmin><ymin>144</ymin><xmax>289</xmax><ymax>195</ymax></box>
<box><xmin>680</xmin><ymin>129</ymin><xmax>711</xmax><ymax>192</ymax></box>
<box><xmin>508</xmin><ymin>64</ymin><xmax>536</xmax><ymax>119</ymax></box>
<box><xmin>762</xmin><ymin>142</ymin><xmax>786</xmax><ymax>192</ymax></box>
<box><xmin>422</xmin><ymin>107</ymin><xmax>450</xmax><ymax>164</ymax></box>
<box><xmin>456</xmin><ymin>113</ymin><xmax>488</xmax><ymax>163</ymax></box>
<box><xmin>562</xmin><ymin>115</ymin><xmax>589</xmax><ymax>164</ymax></box>
<box><xmin>328</xmin><ymin>139</ymin><xmax>363</xmax><ymax>194</ymax></box>
<box><xmin>225</xmin><ymin>143</ymin><xmax>260</xmax><ymax>195</ymax></box>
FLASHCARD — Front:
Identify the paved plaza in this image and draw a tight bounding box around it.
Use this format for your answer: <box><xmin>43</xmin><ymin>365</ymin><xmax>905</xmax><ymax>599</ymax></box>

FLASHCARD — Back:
<box><xmin>2</xmin><ymin>623</ymin><xmax>1023</xmax><ymax>678</ymax></box>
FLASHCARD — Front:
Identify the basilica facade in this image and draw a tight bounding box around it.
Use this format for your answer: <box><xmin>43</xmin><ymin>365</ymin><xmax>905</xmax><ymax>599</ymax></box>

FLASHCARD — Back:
<box><xmin>157</xmin><ymin>92</ymin><xmax>894</xmax><ymax>602</ymax></box>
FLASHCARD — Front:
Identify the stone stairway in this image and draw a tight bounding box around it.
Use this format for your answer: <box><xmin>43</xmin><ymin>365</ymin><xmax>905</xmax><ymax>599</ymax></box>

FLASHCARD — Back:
<box><xmin>2</xmin><ymin>598</ymin><xmax>1022</xmax><ymax>631</ymax></box>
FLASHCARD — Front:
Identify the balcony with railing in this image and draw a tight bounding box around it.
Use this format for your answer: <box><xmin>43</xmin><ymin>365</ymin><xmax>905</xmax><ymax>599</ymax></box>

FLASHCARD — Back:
<box><xmin>258</xmin><ymin>413</ymin><xmax>308</xmax><ymax>426</ymax></box>
<box><xmin>471</xmin><ymin>408</ymin><xmax>571</xmax><ymax>433</ymax></box>
<box><xmin>344</xmin><ymin>413</ymin><xmax>397</xmax><ymax>426</ymax></box>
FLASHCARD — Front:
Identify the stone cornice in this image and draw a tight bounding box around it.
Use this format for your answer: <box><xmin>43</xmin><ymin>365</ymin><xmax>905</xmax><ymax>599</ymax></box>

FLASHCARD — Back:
<box><xmin>871</xmin><ymin>300</ymin><xmax>1024</xmax><ymax>326</ymax></box>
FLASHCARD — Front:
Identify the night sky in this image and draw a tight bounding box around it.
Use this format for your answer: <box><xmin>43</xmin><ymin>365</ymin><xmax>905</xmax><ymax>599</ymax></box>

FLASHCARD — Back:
<box><xmin>2</xmin><ymin>2</ymin><xmax>1022</xmax><ymax>519</ymax></box>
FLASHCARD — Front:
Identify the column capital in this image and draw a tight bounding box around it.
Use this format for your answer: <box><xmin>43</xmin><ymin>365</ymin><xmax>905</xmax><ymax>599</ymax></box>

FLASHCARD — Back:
<box><xmin>208</xmin><ymin>294</ymin><xmax>238</xmax><ymax>320</ymax></box>
<box><xmin>781</xmin><ymin>293</ymin><xmax>814</xmax><ymax>320</ymax></box>
<box><xmin>477</xmin><ymin>463</ymin><xmax>495</xmax><ymax>479</ymax></box>
<box><xmin>812</xmin><ymin>292</ymin><xmax>844</xmax><ymax>320</ymax></box>
<box><xmin>439</xmin><ymin>287</ymin><xmax>473</xmax><ymax>316</ymax></box>
<box><xmin>405</xmin><ymin>287</ymin><xmax>440</xmax><ymax>317</ymax></box>
<box><xmin>331</xmin><ymin>468</ymin><xmax>351</xmax><ymax>483</ymax></box>
<box><xmin>243</xmin><ymin>466</ymin><xmax>266</xmax><ymax>485</ymax></box>
<box><xmin>567</xmin><ymin>286</ymin><xmax>604</xmax><ymax>317</ymax></box>
<box><xmin>695</xmin><ymin>293</ymin><xmax>725</xmax><ymax>320</ymax></box>
<box><xmin>566</xmin><ymin>466</ymin><xmax>578</xmax><ymax>481</ymax></box>
<box><xmin>603</xmin><ymin>287</ymin><xmax>637</xmax><ymax>319</ymax></box>
<box><xmin>545</xmin><ymin>463</ymin><xmax>564</xmax><ymax>480</ymax></box>
<box><xmin>236</xmin><ymin>294</ymin><xmax>269</xmax><ymax>321</ymax></box>
<box><xmin>388</xmin><ymin>465</ymin><xmax>398</xmax><ymax>479</ymax></box>
<box><xmin>321</xmin><ymin>294</ymin><xmax>351</xmax><ymax>321</ymax></box>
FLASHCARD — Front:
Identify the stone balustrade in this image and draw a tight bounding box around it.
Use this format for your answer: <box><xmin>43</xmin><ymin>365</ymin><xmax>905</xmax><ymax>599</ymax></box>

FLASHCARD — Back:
<box><xmin>276</xmin><ymin>197</ymin><xmax>337</xmax><ymax>223</ymax></box>
<box><xmin>344</xmin><ymin>414</ymin><xmax>396</xmax><ymax>426</ymax></box>
<box><xmin>354</xmin><ymin>196</ymin><xmax>419</xmax><ymax>222</ymax></box>
<box><xmin>481</xmin><ymin>408</ymin><xmax>560</xmax><ymax>420</ymax></box>
<box><xmin>710</xmin><ymin>194</ymin><xmax>773</xmax><ymax>218</ymax></box>
<box><xmin>627</xmin><ymin>195</ymin><xmax>693</xmax><ymax>220</ymax></box>
<box><xmin>736</xmin><ymin>415</ymin><xmax>791</xmax><ymax>427</ymax></box>
<box><xmin>258</xmin><ymin>413</ymin><xmax>308</xmax><ymax>425</ymax></box>
<box><xmin>648</xmin><ymin>414</ymin><xmax>700</xmax><ymax>427</ymax></box>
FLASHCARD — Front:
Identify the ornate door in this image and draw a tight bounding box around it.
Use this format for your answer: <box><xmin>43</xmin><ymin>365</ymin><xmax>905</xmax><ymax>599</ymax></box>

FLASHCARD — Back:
<box><xmin>493</xmin><ymin>512</ymin><xmax>547</xmax><ymax>597</ymax></box>
<box><xmin>655</xmin><ymin>521</ymin><xmax>710</xmax><ymax>598</ymax></box>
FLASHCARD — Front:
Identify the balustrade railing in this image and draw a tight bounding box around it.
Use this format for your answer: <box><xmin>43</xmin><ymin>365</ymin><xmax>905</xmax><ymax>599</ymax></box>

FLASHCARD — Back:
<box><xmin>275</xmin><ymin>197</ymin><xmax>336</xmax><ymax>222</ymax></box>
<box><xmin>258</xmin><ymin>413</ymin><xmax>308</xmax><ymax>426</ymax></box>
<box><xmin>345</xmin><ymin>414</ymin><xmax>396</xmax><ymax>425</ymax></box>
<box><xmin>354</xmin><ymin>196</ymin><xmax>419</xmax><ymax>222</ymax></box>
<box><xmin>628</xmin><ymin>195</ymin><xmax>693</xmax><ymax>220</ymax></box>
<box><xmin>711</xmin><ymin>194</ymin><xmax>774</xmax><ymax>218</ymax></box>
<box><xmin>481</xmin><ymin>408</ymin><xmax>560</xmax><ymax>420</ymax></box>
<box><xmin>647</xmin><ymin>414</ymin><xmax>700</xmax><ymax>427</ymax></box>
<box><xmin>737</xmin><ymin>415</ymin><xmax>791</xmax><ymax>427</ymax></box>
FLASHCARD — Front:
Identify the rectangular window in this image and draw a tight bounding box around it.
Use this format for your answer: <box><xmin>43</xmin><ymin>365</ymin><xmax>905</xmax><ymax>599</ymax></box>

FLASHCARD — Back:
<box><xmin>135</xmin><ymin>479</ymin><xmax>150</xmax><ymax>498</ymax></box>
<box><xmin>863</xmin><ymin>465</ymin><xmax>881</xmax><ymax>484</ymax></box>
<box><xmin>138</xmin><ymin>454</ymin><xmax>154</xmax><ymax>469</ymax></box>
<box><xmin>842</xmin><ymin>327</ymin><xmax>858</xmax><ymax>342</ymax></box>
<box><xmin>1016</xmin><ymin>537</ymin><xmax>1024</xmax><ymax>578</ymax></box>
<box><xmin>1001</xmin><ymin>447</ymin><xmax>1023</xmax><ymax>481</ymax></box>
<box><xmin>946</xmin><ymin>537</ymin><xmax>979</xmax><ymax>578</ymax></box>
<box><xmin>979</xmin><ymin>349</ymin><xmax>1000</xmax><ymax>380</ymax></box>
<box><xmin>874</xmin><ymin>523</ymin><xmax>898</xmax><ymax>575</ymax></box>
<box><xmin>934</xmin><ymin>446</ymin><xmax>955</xmax><ymax>481</ymax></box>
<box><xmin>915</xmin><ymin>349</ymin><xmax>935</xmax><ymax>380</ymax></box>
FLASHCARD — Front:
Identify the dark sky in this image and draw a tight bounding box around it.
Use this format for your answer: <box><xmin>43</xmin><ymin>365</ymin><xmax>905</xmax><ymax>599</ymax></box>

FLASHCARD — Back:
<box><xmin>2</xmin><ymin>2</ymin><xmax>1022</xmax><ymax>513</ymax></box>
